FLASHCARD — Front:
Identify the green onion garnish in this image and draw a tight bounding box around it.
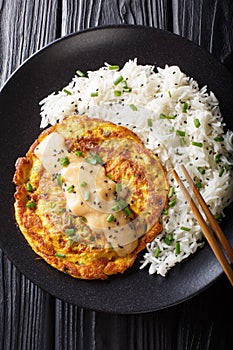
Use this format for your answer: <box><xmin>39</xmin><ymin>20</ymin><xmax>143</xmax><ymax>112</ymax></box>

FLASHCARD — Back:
<box><xmin>219</xmin><ymin>168</ymin><xmax>224</xmax><ymax>177</ymax></box>
<box><xmin>194</xmin><ymin>118</ymin><xmax>201</xmax><ymax>128</ymax></box>
<box><xmin>104</xmin><ymin>129</ymin><xmax>110</xmax><ymax>136</ymax></box>
<box><xmin>80</xmin><ymin>181</ymin><xmax>87</xmax><ymax>187</ymax></box>
<box><xmin>214</xmin><ymin>136</ymin><xmax>224</xmax><ymax>142</ymax></box>
<box><xmin>168</xmin><ymin>90</ymin><xmax>171</xmax><ymax>97</ymax></box>
<box><xmin>113</xmin><ymin>75</ymin><xmax>124</xmax><ymax>85</ymax></box>
<box><xmin>196</xmin><ymin>182</ymin><xmax>203</xmax><ymax>189</ymax></box>
<box><xmin>86</xmin><ymin>153</ymin><xmax>103</xmax><ymax>165</ymax></box>
<box><xmin>154</xmin><ymin>247</ymin><xmax>160</xmax><ymax>258</ymax></box>
<box><xmin>108</xmin><ymin>65</ymin><xmax>119</xmax><ymax>70</ymax></box>
<box><xmin>26</xmin><ymin>183</ymin><xmax>33</xmax><ymax>192</ymax></box>
<box><xmin>176</xmin><ymin>130</ymin><xmax>186</xmax><ymax>137</ymax></box>
<box><xmin>56</xmin><ymin>174</ymin><xmax>62</xmax><ymax>186</ymax></box>
<box><xmin>198</xmin><ymin>167</ymin><xmax>205</xmax><ymax>175</ymax></box>
<box><xmin>26</xmin><ymin>201</ymin><xmax>36</xmax><ymax>209</ymax></box>
<box><xmin>180</xmin><ymin>226</ymin><xmax>191</xmax><ymax>231</ymax></box>
<box><xmin>159</xmin><ymin>113</ymin><xmax>176</xmax><ymax>120</ymax></box>
<box><xmin>162</xmin><ymin>208</ymin><xmax>168</xmax><ymax>215</ymax></box>
<box><xmin>114</xmin><ymin>90</ymin><xmax>121</xmax><ymax>96</ymax></box>
<box><xmin>124</xmin><ymin>207</ymin><xmax>133</xmax><ymax>216</ymax></box>
<box><xmin>118</xmin><ymin>198</ymin><xmax>128</xmax><ymax>208</ymax></box>
<box><xmin>130</xmin><ymin>104</ymin><xmax>137</xmax><ymax>111</ymax></box>
<box><xmin>63</xmin><ymin>89</ymin><xmax>72</xmax><ymax>95</ymax></box>
<box><xmin>116</xmin><ymin>183</ymin><xmax>122</xmax><ymax>192</ymax></box>
<box><xmin>164</xmin><ymin>233</ymin><xmax>174</xmax><ymax>245</ymax></box>
<box><xmin>182</xmin><ymin>102</ymin><xmax>188</xmax><ymax>113</ymax></box>
<box><xmin>55</xmin><ymin>252</ymin><xmax>66</xmax><ymax>258</ymax></box>
<box><xmin>225</xmin><ymin>164</ymin><xmax>232</xmax><ymax>171</ymax></box>
<box><xmin>60</xmin><ymin>156</ymin><xmax>70</xmax><ymax>166</ymax></box>
<box><xmin>76</xmin><ymin>69</ymin><xmax>85</xmax><ymax>77</ymax></box>
<box><xmin>107</xmin><ymin>214</ymin><xmax>115</xmax><ymax>222</ymax></box>
<box><xmin>168</xmin><ymin>199</ymin><xmax>176</xmax><ymax>208</ymax></box>
<box><xmin>175</xmin><ymin>242</ymin><xmax>181</xmax><ymax>254</ymax></box>
<box><xmin>84</xmin><ymin>191</ymin><xmax>90</xmax><ymax>201</ymax></box>
<box><xmin>90</xmin><ymin>92</ymin><xmax>99</xmax><ymax>97</ymax></box>
<box><xmin>191</xmin><ymin>141</ymin><xmax>203</xmax><ymax>148</ymax></box>
<box><xmin>168</xmin><ymin>186</ymin><xmax>174</xmax><ymax>198</ymax></box>
<box><xmin>123</xmin><ymin>87</ymin><xmax>132</xmax><ymax>92</ymax></box>
<box><xmin>65</xmin><ymin>228</ymin><xmax>75</xmax><ymax>236</ymax></box>
<box><xmin>67</xmin><ymin>185</ymin><xmax>74</xmax><ymax>193</ymax></box>
<box><xmin>215</xmin><ymin>154</ymin><xmax>221</xmax><ymax>163</ymax></box>
<box><xmin>214</xmin><ymin>213</ymin><xmax>221</xmax><ymax>222</ymax></box>
<box><xmin>112</xmin><ymin>204</ymin><xmax>120</xmax><ymax>212</ymax></box>
<box><xmin>75</xmin><ymin>150</ymin><xmax>83</xmax><ymax>157</ymax></box>
<box><xmin>147</xmin><ymin>118</ymin><xmax>153</xmax><ymax>127</ymax></box>
<box><xmin>180</xmin><ymin>138</ymin><xmax>186</xmax><ymax>146</ymax></box>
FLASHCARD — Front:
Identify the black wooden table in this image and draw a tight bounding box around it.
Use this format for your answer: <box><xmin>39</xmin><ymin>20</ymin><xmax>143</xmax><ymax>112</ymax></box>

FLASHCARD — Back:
<box><xmin>0</xmin><ymin>1</ymin><xmax>233</xmax><ymax>349</ymax></box>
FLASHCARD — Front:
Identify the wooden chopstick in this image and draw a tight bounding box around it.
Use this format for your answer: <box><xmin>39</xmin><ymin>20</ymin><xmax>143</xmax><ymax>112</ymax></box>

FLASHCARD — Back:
<box><xmin>172</xmin><ymin>165</ymin><xmax>233</xmax><ymax>287</ymax></box>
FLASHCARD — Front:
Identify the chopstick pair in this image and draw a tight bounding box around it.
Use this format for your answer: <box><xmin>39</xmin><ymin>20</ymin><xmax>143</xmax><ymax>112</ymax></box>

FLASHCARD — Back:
<box><xmin>172</xmin><ymin>165</ymin><xmax>233</xmax><ymax>286</ymax></box>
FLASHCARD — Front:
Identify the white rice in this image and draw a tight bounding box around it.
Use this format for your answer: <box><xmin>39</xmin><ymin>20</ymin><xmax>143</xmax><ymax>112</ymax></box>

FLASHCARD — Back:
<box><xmin>39</xmin><ymin>59</ymin><xmax>233</xmax><ymax>276</ymax></box>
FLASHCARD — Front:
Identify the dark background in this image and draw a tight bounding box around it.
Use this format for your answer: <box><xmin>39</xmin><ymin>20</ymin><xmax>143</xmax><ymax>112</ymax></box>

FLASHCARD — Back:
<box><xmin>0</xmin><ymin>1</ymin><xmax>233</xmax><ymax>349</ymax></box>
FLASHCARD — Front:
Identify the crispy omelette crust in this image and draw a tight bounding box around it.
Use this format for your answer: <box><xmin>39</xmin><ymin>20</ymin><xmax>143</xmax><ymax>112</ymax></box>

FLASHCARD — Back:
<box><xmin>13</xmin><ymin>115</ymin><xmax>168</xmax><ymax>280</ymax></box>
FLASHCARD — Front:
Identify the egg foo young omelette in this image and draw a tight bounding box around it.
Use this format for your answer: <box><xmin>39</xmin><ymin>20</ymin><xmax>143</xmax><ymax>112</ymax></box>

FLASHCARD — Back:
<box><xmin>13</xmin><ymin>115</ymin><xmax>168</xmax><ymax>279</ymax></box>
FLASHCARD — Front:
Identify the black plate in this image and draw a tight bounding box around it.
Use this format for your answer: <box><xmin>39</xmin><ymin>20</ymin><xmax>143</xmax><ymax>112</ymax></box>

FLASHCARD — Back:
<box><xmin>0</xmin><ymin>25</ymin><xmax>233</xmax><ymax>314</ymax></box>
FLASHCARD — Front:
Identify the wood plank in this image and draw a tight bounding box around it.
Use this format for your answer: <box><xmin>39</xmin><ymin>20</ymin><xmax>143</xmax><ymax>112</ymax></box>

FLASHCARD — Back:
<box><xmin>61</xmin><ymin>0</ymin><xmax>171</xmax><ymax>35</ymax></box>
<box><xmin>172</xmin><ymin>0</ymin><xmax>233</xmax><ymax>63</ymax></box>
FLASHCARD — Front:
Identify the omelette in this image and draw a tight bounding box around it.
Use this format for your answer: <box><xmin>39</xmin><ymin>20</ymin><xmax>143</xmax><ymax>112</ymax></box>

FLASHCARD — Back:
<box><xmin>13</xmin><ymin>115</ymin><xmax>168</xmax><ymax>279</ymax></box>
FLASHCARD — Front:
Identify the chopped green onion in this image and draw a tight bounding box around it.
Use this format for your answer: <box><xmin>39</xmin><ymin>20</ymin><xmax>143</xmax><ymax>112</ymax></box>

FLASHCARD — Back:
<box><xmin>104</xmin><ymin>129</ymin><xmax>111</xmax><ymax>136</ymax></box>
<box><xmin>215</xmin><ymin>154</ymin><xmax>221</xmax><ymax>163</ymax></box>
<box><xmin>180</xmin><ymin>226</ymin><xmax>191</xmax><ymax>231</ymax></box>
<box><xmin>108</xmin><ymin>65</ymin><xmax>119</xmax><ymax>70</ymax></box>
<box><xmin>55</xmin><ymin>252</ymin><xmax>66</xmax><ymax>258</ymax></box>
<box><xmin>75</xmin><ymin>150</ymin><xmax>83</xmax><ymax>157</ymax></box>
<box><xmin>112</xmin><ymin>204</ymin><xmax>120</xmax><ymax>212</ymax></box>
<box><xmin>86</xmin><ymin>153</ymin><xmax>103</xmax><ymax>165</ymax></box>
<box><xmin>130</xmin><ymin>104</ymin><xmax>137</xmax><ymax>111</ymax></box>
<box><xmin>182</xmin><ymin>102</ymin><xmax>188</xmax><ymax>113</ymax></box>
<box><xmin>147</xmin><ymin>118</ymin><xmax>153</xmax><ymax>127</ymax></box>
<box><xmin>122</xmin><ymin>80</ymin><xmax>128</xmax><ymax>88</ymax></box>
<box><xmin>124</xmin><ymin>207</ymin><xmax>133</xmax><ymax>216</ymax></box>
<box><xmin>191</xmin><ymin>141</ymin><xmax>203</xmax><ymax>148</ymax></box>
<box><xmin>107</xmin><ymin>214</ymin><xmax>115</xmax><ymax>222</ymax></box>
<box><xmin>90</xmin><ymin>92</ymin><xmax>98</xmax><ymax>97</ymax></box>
<box><xmin>170</xmin><ymin>126</ymin><xmax>175</xmax><ymax>132</ymax></box>
<box><xmin>162</xmin><ymin>208</ymin><xmax>168</xmax><ymax>215</ymax></box>
<box><xmin>168</xmin><ymin>186</ymin><xmax>175</xmax><ymax>198</ymax></box>
<box><xmin>196</xmin><ymin>182</ymin><xmax>203</xmax><ymax>189</ymax></box>
<box><xmin>194</xmin><ymin>118</ymin><xmax>201</xmax><ymax>128</ymax></box>
<box><xmin>118</xmin><ymin>198</ymin><xmax>128</xmax><ymax>208</ymax></box>
<box><xmin>154</xmin><ymin>247</ymin><xmax>160</xmax><ymax>258</ymax></box>
<box><xmin>76</xmin><ymin>69</ymin><xmax>85</xmax><ymax>77</ymax></box>
<box><xmin>63</xmin><ymin>88</ymin><xmax>72</xmax><ymax>95</ymax></box>
<box><xmin>113</xmin><ymin>75</ymin><xmax>124</xmax><ymax>85</ymax></box>
<box><xmin>168</xmin><ymin>199</ymin><xmax>176</xmax><ymax>208</ymax></box>
<box><xmin>26</xmin><ymin>201</ymin><xmax>36</xmax><ymax>209</ymax></box>
<box><xmin>123</xmin><ymin>87</ymin><xmax>132</xmax><ymax>92</ymax></box>
<box><xmin>60</xmin><ymin>156</ymin><xmax>69</xmax><ymax>166</ymax></box>
<box><xmin>225</xmin><ymin>164</ymin><xmax>232</xmax><ymax>171</ymax></box>
<box><xmin>56</xmin><ymin>174</ymin><xmax>62</xmax><ymax>186</ymax></box>
<box><xmin>198</xmin><ymin>167</ymin><xmax>205</xmax><ymax>175</ymax></box>
<box><xmin>84</xmin><ymin>191</ymin><xmax>90</xmax><ymax>201</ymax></box>
<box><xmin>80</xmin><ymin>181</ymin><xmax>87</xmax><ymax>187</ymax></box>
<box><xmin>50</xmin><ymin>202</ymin><xmax>56</xmax><ymax>209</ymax></box>
<box><xmin>214</xmin><ymin>213</ymin><xmax>221</xmax><ymax>222</ymax></box>
<box><xmin>168</xmin><ymin>90</ymin><xmax>171</xmax><ymax>97</ymax></box>
<box><xmin>65</xmin><ymin>228</ymin><xmax>75</xmax><ymax>236</ymax></box>
<box><xmin>116</xmin><ymin>183</ymin><xmax>122</xmax><ymax>192</ymax></box>
<box><xmin>67</xmin><ymin>185</ymin><xmax>74</xmax><ymax>193</ymax></box>
<box><xmin>159</xmin><ymin>113</ymin><xmax>176</xmax><ymax>120</ymax></box>
<box><xmin>114</xmin><ymin>90</ymin><xmax>121</xmax><ymax>96</ymax></box>
<box><xmin>26</xmin><ymin>183</ymin><xmax>33</xmax><ymax>192</ymax></box>
<box><xmin>164</xmin><ymin>233</ymin><xmax>174</xmax><ymax>245</ymax></box>
<box><xmin>180</xmin><ymin>138</ymin><xmax>186</xmax><ymax>146</ymax></box>
<box><xmin>176</xmin><ymin>130</ymin><xmax>186</xmax><ymax>137</ymax></box>
<box><xmin>175</xmin><ymin>242</ymin><xmax>181</xmax><ymax>255</ymax></box>
<box><xmin>214</xmin><ymin>136</ymin><xmax>224</xmax><ymax>142</ymax></box>
<box><xmin>219</xmin><ymin>168</ymin><xmax>224</xmax><ymax>177</ymax></box>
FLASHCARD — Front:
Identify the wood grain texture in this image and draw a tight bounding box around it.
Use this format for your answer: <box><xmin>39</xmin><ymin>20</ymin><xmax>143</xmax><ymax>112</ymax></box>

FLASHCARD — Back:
<box><xmin>172</xmin><ymin>0</ymin><xmax>233</xmax><ymax>63</ymax></box>
<box><xmin>0</xmin><ymin>0</ymin><xmax>233</xmax><ymax>349</ymax></box>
